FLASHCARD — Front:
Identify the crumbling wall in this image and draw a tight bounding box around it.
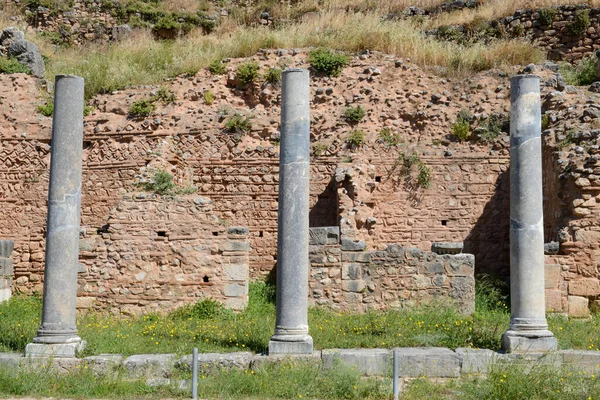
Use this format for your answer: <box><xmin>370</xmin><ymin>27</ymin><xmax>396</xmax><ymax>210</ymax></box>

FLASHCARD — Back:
<box><xmin>308</xmin><ymin>227</ymin><xmax>475</xmax><ymax>313</ymax></box>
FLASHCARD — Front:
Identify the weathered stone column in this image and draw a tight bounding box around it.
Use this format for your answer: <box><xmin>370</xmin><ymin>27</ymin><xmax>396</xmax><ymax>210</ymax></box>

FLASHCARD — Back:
<box><xmin>26</xmin><ymin>75</ymin><xmax>85</xmax><ymax>358</ymax></box>
<box><xmin>269</xmin><ymin>68</ymin><xmax>313</xmax><ymax>354</ymax></box>
<box><xmin>0</xmin><ymin>240</ymin><xmax>14</xmax><ymax>302</ymax></box>
<box><xmin>501</xmin><ymin>75</ymin><xmax>557</xmax><ymax>353</ymax></box>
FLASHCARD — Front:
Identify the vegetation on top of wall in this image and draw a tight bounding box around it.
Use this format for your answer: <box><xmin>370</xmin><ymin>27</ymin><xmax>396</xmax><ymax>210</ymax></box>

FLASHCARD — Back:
<box><xmin>451</xmin><ymin>116</ymin><xmax>471</xmax><ymax>141</ymax></box>
<box><xmin>208</xmin><ymin>59</ymin><xmax>227</xmax><ymax>75</ymax></box>
<box><xmin>346</xmin><ymin>129</ymin><xmax>365</xmax><ymax>149</ymax></box>
<box><xmin>343</xmin><ymin>105</ymin><xmax>367</xmax><ymax>124</ymax></box>
<box><xmin>140</xmin><ymin>169</ymin><xmax>176</xmax><ymax>195</ymax></box>
<box><xmin>309</xmin><ymin>48</ymin><xmax>350</xmax><ymax>77</ymax></box>
<box><xmin>560</xmin><ymin>56</ymin><xmax>597</xmax><ymax>86</ymax></box>
<box><xmin>128</xmin><ymin>87</ymin><xmax>176</xmax><ymax>118</ymax></box>
<box><xmin>263</xmin><ymin>67</ymin><xmax>282</xmax><ymax>84</ymax></box>
<box><xmin>567</xmin><ymin>9</ymin><xmax>591</xmax><ymax>36</ymax></box>
<box><xmin>538</xmin><ymin>7</ymin><xmax>557</xmax><ymax>26</ymax></box>
<box><xmin>224</xmin><ymin>113</ymin><xmax>253</xmax><ymax>134</ymax></box>
<box><xmin>378</xmin><ymin>127</ymin><xmax>403</xmax><ymax>147</ymax></box>
<box><xmin>35</xmin><ymin>97</ymin><xmax>54</xmax><ymax>117</ymax></box>
<box><xmin>393</xmin><ymin>151</ymin><xmax>432</xmax><ymax>189</ymax></box>
<box><xmin>235</xmin><ymin>61</ymin><xmax>260</xmax><ymax>85</ymax></box>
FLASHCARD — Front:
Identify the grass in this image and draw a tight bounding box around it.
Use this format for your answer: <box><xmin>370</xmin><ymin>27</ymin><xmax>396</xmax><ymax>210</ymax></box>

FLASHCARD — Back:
<box><xmin>560</xmin><ymin>56</ymin><xmax>597</xmax><ymax>86</ymax></box>
<box><xmin>0</xmin><ymin>57</ymin><xmax>31</xmax><ymax>74</ymax></box>
<box><xmin>139</xmin><ymin>169</ymin><xmax>176</xmax><ymax>195</ymax></box>
<box><xmin>343</xmin><ymin>105</ymin><xmax>366</xmax><ymax>124</ymax></box>
<box><xmin>0</xmin><ymin>359</ymin><xmax>387</xmax><ymax>399</ymax></box>
<box><xmin>35</xmin><ymin>9</ymin><xmax>544</xmax><ymax>100</ymax></box>
<box><xmin>3</xmin><ymin>280</ymin><xmax>600</xmax><ymax>357</ymax></box>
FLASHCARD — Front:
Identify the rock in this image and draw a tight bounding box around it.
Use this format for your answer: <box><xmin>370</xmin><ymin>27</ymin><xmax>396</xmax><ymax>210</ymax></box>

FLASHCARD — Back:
<box><xmin>0</xmin><ymin>27</ymin><xmax>25</xmax><ymax>46</ymax></box>
<box><xmin>544</xmin><ymin>241</ymin><xmax>559</xmax><ymax>255</ymax></box>
<box><xmin>7</xmin><ymin>39</ymin><xmax>45</xmax><ymax>77</ymax></box>
<box><xmin>112</xmin><ymin>24</ymin><xmax>132</xmax><ymax>41</ymax></box>
<box><xmin>590</xmin><ymin>82</ymin><xmax>600</xmax><ymax>93</ymax></box>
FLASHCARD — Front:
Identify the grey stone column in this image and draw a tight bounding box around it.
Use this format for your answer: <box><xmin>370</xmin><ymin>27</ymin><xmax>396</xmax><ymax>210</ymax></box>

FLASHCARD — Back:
<box><xmin>26</xmin><ymin>75</ymin><xmax>85</xmax><ymax>358</ymax></box>
<box><xmin>501</xmin><ymin>75</ymin><xmax>557</xmax><ymax>353</ymax></box>
<box><xmin>268</xmin><ymin>68</ymin><xmax>313</xmax><ymax>354</ymax></box>
<box><xmin>0</xmin><ymin>240</ymin><xmax>14</xmax><ymax>302</ymax></box>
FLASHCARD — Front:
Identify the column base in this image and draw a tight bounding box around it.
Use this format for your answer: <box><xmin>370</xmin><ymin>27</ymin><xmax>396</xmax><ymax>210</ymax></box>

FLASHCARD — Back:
<box><xmin>25</xmin><ymin>339</ymin><xmax>86</xmax><ymax>358</ymax></box>
<box><xmin>501</xmin><ymin>330</ymin><xmax>557</xmax><ymax>353</ymax></box>
<box><xmin>268</xmin><ymin>334</ymin><xmax>313</xmax><ymax>355</ymax></box>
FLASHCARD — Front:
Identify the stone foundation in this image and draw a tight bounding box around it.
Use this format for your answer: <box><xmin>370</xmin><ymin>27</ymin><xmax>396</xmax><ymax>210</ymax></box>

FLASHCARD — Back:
<box><xmin>0</xmin><ymin>240</ymin><xmax>14</xmax><ymax>302</ymax></box>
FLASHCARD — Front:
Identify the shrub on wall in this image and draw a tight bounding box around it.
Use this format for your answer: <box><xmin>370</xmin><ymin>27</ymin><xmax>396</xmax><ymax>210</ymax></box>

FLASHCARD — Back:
<box><xmin>343</xmin><ymin>105</ymin><xmax>366</xmax><ymax>124</ymax></box>
<box><xmin>568</xmin><ymin>9</ymin><xmax>590</xmax><ymax>36</ymax></box>
<box><xmin>538</xmin><ymin>7</ymin><xmax>557</xmax><ymax>26</ymax></box>
<box><xmin>309</xmin><ymin>48</ymin><xmax>349</xmax><ymax>77</ymax></box>
<box><xmin>236</xmin><ymin>62</ymin><xmax>260</xmax><ymax>85</ymax></box>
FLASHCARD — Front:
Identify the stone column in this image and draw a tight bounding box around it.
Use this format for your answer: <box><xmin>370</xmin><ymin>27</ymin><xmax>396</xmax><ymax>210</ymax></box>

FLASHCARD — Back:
<box><xmin>501</xmin><ymin>75</ymin><xmax>557</xmax><ymax>353</ymax></box>
<box><xmin>269</xmin><ymin>68</ymin><xmax>313</xmax><ymax>354</ymax></box>
<box><xmin>0</xmin><ymin>240</ymin><xmax>14</xmax><ymax>302</ymax></box>
<box><xmin>26</xmin><ymin>75</ymin><xmax>85</xmax><ymax>358</ymax></box>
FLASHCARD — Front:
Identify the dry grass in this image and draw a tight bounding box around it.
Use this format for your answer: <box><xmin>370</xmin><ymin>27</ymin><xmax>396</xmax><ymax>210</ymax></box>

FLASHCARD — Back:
<box><xmin>42</xmin><ymin>9</ymin><xmax>544</xmax><ymax>99</ymax></box>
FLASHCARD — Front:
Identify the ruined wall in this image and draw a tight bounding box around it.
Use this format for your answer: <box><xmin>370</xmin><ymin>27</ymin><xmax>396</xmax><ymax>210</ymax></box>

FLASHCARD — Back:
<box><xmin>308</xmin><ymin>227</ymin><xmax>475</xmax><ymax>313</ymax></box>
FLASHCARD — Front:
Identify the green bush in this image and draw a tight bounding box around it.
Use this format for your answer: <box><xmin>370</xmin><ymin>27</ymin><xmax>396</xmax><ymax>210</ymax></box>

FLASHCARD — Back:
<box><xmin>568</xmin><ymin>9</ymin><xmax>590</xmax><ymax>36</ymax></box>
<box><xmin>154</xmin><ymin>87</ymin><xmax>177</xmax><ymax>104</ymax></box>
<box><xmin>313</xmin><ymin>143</ymin><xmax>328</xmax><ymax>156</ymax></box>
<box><xmin>451</xmin><ymin>118</ymin><xmax>471</xmax><ymax>141</ymax></box>
<box><xmin>538</xmin><ymin>7</ymin><xmax>557</xmax><ymax>26</ymax></box>
<box><xmin>236</xmin><ymin>61</ymin><xmax>260</xmax><ymax>85</ymax></box>
<box><xmin>129</xmin><ymin>98</ymin><xmax>156</xmax><ymax>118</ymax></box>
<box><xmin>343</xmin><ymin>105</ymin><xmax>366</xmax><ymax>124</ymax></box>
<box><xmin>559</xmin><ymin>56</ymin><xmax>596</xmax><ymax>86</ymax></box>
<box><xmin>36</xmin><ymin>98</ymin><xmax>54</xmax><ymax>117</ymax></box>
<box><xmin>141</xmin><ymin>169</ymin><xmax>175</xmax><ymax>195</ymax></box>
<box><xmin>417</xmin><ymin>164</ymin><xmax>432</xmax><ymax>189</ymax></box>
<box><xmin>379</xmin><ymin>127</ymin><xmax>401</xmax><ymax>146</ymax></box>
<box><xmin>309</xmin><ymin>48</ymin><xmax>349</xmax><ymax>77</ymax></box>
<box><xmin>263</xmin><ymin>67</ymin><xmax>282</xmax><ymax>84</ymax></box>
<box><xmin>347</xmin><ymin>129</ymin><xmax>365</xmax><ymax>148</ymax></box>
<box><xmin>208</xmin><ymin>59</ymin><xmax>227</xmax><ymax>75</ymax></box>
<box><xmin>0</xmin><ymin>57</ymin><xmax>31</xmax><ymax>74</ymax></box>
<box><xmin>225</xmin><ymin>114</ymin><xmax>253</xmax><ymax>133</ymax></box>
<box><xmin>170</xmin><ymin>298</ymin><xmax>227</xmax><ymax>320</ymax></box>
<box><xmin>203</xmin><ymin>89</ymin><xmax>215</xmax><ymax>105</ymax></box>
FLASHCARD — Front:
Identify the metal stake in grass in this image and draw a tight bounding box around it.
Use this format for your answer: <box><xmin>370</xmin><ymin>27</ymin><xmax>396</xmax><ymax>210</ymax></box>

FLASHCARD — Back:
<box><xmin>192</xmin><ymin>347</ymin><xmax>198</xmax><ymax>400</ymax></box>
<box><xmin>393</xmin><ymin>349</ymin><xmax>399</xmax><ymax>400</ymax></box>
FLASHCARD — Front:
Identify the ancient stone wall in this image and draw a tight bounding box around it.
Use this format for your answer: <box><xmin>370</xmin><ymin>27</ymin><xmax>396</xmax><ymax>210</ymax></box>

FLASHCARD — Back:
<box><xmin>308</xmin><ymin>227</ymin><xmax>475</xmax><ymax>313</ymax></box>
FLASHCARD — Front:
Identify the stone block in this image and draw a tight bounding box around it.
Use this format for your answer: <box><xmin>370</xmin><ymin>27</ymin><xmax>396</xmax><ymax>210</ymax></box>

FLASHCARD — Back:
<box><xmin>342</xmin><ymin>280</ymin><xmax>366</xmax><ymax>293</ymax></box>
<box><xmin>25</xmin><ymin>341</ymin><xmax>86</xmax><ymax>358</ymax></box>
<box><xmin>223</xmin><ymin>264</ymin><xmax>248</xmax><ymax>281</ymax></box>
<box><xmin>227</xmin><ymin>227</ymin><xmax>249</xmax><ymax>235</ymax></box>
<box><xmin>568</xmin><ymin>295</ymin><xmax>590</xmax><ymax>317</ymax></box>
<box><xmin>385</xmin><ymin>244</ymin><xmax>405</xmax><ymax>259</ymax></box>
<box><xmin>122</xmin><ymin>354</ymin><xmax>177</xmax><ymax>378</ymax></box>
<box><xmin>500</xmin><ymin>335</ymin><xmax>558</xmax><ymax>353</ymax></box>
<box><xmin>76</xmin><ymin>296</ymin><xmax>96</xmax><ymax>309</ymax></box>
<box><xmin>0</xmin><ymin>287</ymin><xmax>10</xmax><ymax>302</ymax></box>
<box><xmin>544</xmin><ymin>264</ymin><xmax>561</xmax><ymax>289</ymax></box>
<box><xmin>224</xmin><ymin>297</ymin><xmax>247</xmax><ymax>310</ymax></box>
<box><xmin>309</xmin><ymin>227</ymin><xmax>340</xmax><ymax>246</ymax></box>
<box><xmin>447</xmin><ymin>254</ymin><xmax>475</xmax><ymax>276</ymax></box>
<box><xmin>177</xmin><ymin>352</ymin><xmax>255</xmax><ymax>372</ymax></box>
<box><xmin>252</xmin><ymin>352</ymin><xmax>321</xmax><ymax>369</ymax></box>
<box><xmin>322</xmin><ymin>349</ymin><xmax>390</xmax><ymax>376</ymax></box>
<box><xmin>545</xmin><ymin>289</ymin><xmax>564</xmax><ymax>312</ymax></box>
<box><xmin>341</xmin><ymin>252</ymin><xmax>371</xmax><ymax>263</ymax></box>
<box><xmin>220</xmin><ymin>241</ymin><xmax>250</xmax><ymax>252</ymax></box>
<box><xmin>424</xmin><ymin>261</ymin><xmax>444</xmax><ymax>274</ymax></box>
<box><xmin>268</xmin><ymin>337</ymin><xmax>314</xmax><ymax>355</ymax></box>
<box><xmin>569</xmin><ymin>278</ymin><xmax>600</xmax><ymax>296</ymax></box>
<box><xmin>560</xmin><ymin>350</ymin><xmax>600</xmax><ymax>374</ymax></box>
<box><xmin>84</xmin><ymin>354</ymin><xmax>124</xmax><ymax>375</ymax></box>
<box><xmin>21</xmin><ymin>357</ymin><xmax>82</xmax><ymax>373</ymax></box>
<box><xmin>341</xmin><ymin>263</ymin><xmax>361</xmax><ymax>280</ymax></box>
<box><xmin>0</xmin><ymin>352</ymin><xmax>22</xmax><ymax>369</ymax></box>
<box><xmin>455</xmin><ymin>348</ymin><xmax>499</xmax><ymax>374</ymax></box>
<box><xmin>393</xmin><ymin>347</ymin><xmax>460</xmax><ymax>377</ymax></box>
<box><xmin>431</xmin><ymin>242</ymin><xmax>463</xmax><ymax>255</ymax></box>
<box><xmin>224</xmin><ymin>283</ymin><xmax>247</xmax><ymax>297</ymax></box>
<box><xmin>341</xmin><ymin>238</ymin><xmax>366</xmax><ymax>251</ymax></box>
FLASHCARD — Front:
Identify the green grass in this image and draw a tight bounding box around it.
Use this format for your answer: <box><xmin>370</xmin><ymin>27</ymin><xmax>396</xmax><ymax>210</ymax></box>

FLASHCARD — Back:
<box><xmin>0</xmin><ymin>57</ymin><xmax>31</xmax><ymax>74</ymax></box>
<box><xmin>309</xmin><ymin>47</ymin><xmax>350</xmax><ymax>77</ymax></box>
<box><xmin>2</xmin><ymin>280</ymin><xmax>600</xmax><ymax>357</ymax></box>
<box><xmin>139</xmin><ymin>169</ymin><xmax>176</xmax><ymax>195</ymax></box>
<box><xmin>560</xmin><ymin>56</ymin><xmax>597</xmax><ymax>86</ymax></box>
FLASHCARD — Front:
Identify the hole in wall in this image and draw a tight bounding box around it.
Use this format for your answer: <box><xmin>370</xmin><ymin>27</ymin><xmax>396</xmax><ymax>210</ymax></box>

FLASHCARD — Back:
<box><xmin>441</xmin><ymin>220</ymin><xmax>447</xmax><ymax>226</ymax></box>
<box><xmin>259</xmin><ymin>231</ymin><xmax>264</xmax><ymax>237</ymax></box>
<box><xmin>97</xmin><ymin>224</ymin><xmax>110</xmax><ymax>234</ymax></box>
<box><xmin>157</xmin><ymin>231</ymin><xmax>167</xmax><ymax>237</ymax></box>
<box><xmin>212</xmin><ymin>232</ymin><xmax>219</xmax><ymax>236</ymax></box>
<box><xmin>375</xmin><ymin>176</ymin><xmax>381</xmax><ymax>183</ymax></box>
<box><xmin>203</xmin><ymin>275</ymin><xmax>210</xmax><ymax>283</ymax></box>
<box><xmin>83</xmin><ymin>141</ymin><xmax>92</xmax><ymax>149</ymax></box>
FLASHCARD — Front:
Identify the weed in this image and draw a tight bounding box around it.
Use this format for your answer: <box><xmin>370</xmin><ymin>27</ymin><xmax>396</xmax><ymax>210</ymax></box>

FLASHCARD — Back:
<box><xmin>452</xmin><ymin>118</ymin><xmax>471</xmax><ymax>141</ymax></box>
<box><xmin>568</xmin><ymin>9</ymin><xmax>590</xmax><ymax>36</ymax></box>
<box><xmin>236</xmin><ymin>61</ymin><xmax>260</xmax><ymax>85</ymax></box>
<box><xmin>392</xmin><ymin>152</ymin><xmax>431</xmax><ymax>189</ymax></box>
<box><xmin>225</xmin><ymin>114</ymin><xmax>253</xmax><ymax>133</ymax></box>
<box><xmin>128</xmin><ymin>98</ymin><xmax>156</xmax><ymax>118</ymax></box>
<box><xmin>208</xmin><ymin>59</ymin><xmax>227</xmax><ymax>75</ymax></box>
<box><xmin>417</xmin><ymin>163</ymin><xmax>432</xmax><ymax>189</ymax></box>
<box><xmin>36</xmin><ymin>98</ymin><xmax>54</xmax><ymax>117</ymax></box>
<box><xmin>154</xmin><ymin>87</ymin><xmax>177</xmax><ymax>104</ymax></box>
<box><xmin>203</xmin><ymin>89</ymin><xmax>215</xmax><ymax>105</ymax></box>
<box><xmin>83</xmin><ymin>104</ymin><xmax>93</xmax><ymax>116</ymax></box>
<box><xmin>347</xmin><ymin>129</ymin><xmax>365</xmax><ymax>148</ymax></box>
<box><xmin>170</xmin><ymin>298</ymin><xmax>228</xmax><ymax>320</ymax></box>
<box><xmin>313</xmin><ymin>143</ymin><xmax>328</xmax><ymax>156</ymax></box>
<box><xmin>309</xmin><ymin>48</ymin><xmax>349</xmax><ymax>77</ymax></box>
<box><xmin>263</xmin><ymin>67</ymin><xmax>282</xmax><ymax>84</ymax></box>
<box><xmin>343</xmin><ymin>105</ymin><xmax>366</xmax><ymax>124</ymax></box>
<box><xmin>379</xmin><ymin>127</ymin><xmax>402</xmax><ymax>146</ymax></box>
<box><xmin>140</xmin><ymin>169</ymin><xmax>175</xmax><ymax>195</ymax></box>
<box><xmin>0</xmin><ymin>57</ymin><xmax>30</xmax><ymax>74</ymax></box>
<box><xmin>559</xmin><ymin>56</ymin><xmax>597</xmax><ymax>86</ymax></box>
<box><xmin>477</xmin><ymin>113</ymin><xmax>505</xmax><ymax>143</ymax></box>
<box><xmin>542</xmin><ymin>113</ymin><xmax>550</xmax><ymax>130</ymax></box>
<box><xmin>538</xmin><ymin>7</ymin><xmax>557</xmax><ymax>26</ymax></box>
